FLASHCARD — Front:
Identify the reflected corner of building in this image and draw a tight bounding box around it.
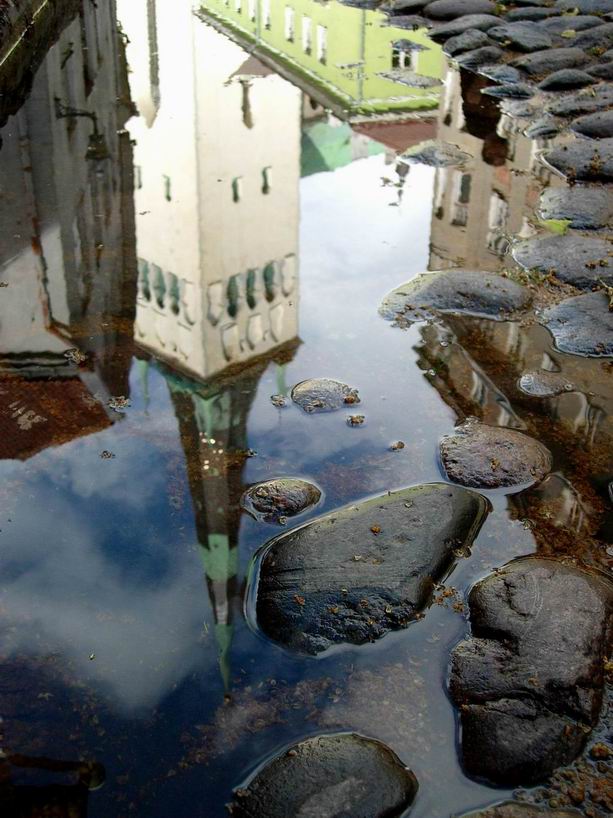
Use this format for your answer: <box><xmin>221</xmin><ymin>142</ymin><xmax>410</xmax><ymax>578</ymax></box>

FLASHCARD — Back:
<box><xmin>0</xmin><ymin>0</ymin><xmax>137</xmax><ymax>461</ymax></box>
<box><xmin>197</xmin><ymin>0</ymin><xmax>444</xmax><ymax>120</ymax></box>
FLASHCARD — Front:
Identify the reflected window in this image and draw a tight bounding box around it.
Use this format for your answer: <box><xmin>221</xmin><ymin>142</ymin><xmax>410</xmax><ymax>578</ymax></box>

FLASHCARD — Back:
<box><xmin>152</xmin><ymin>263</ymin><xmax>166</xmax><ymax>308</ymax></box>
<box><xmin>246</xmin><ymin>269</ymin><xmax>258</xmax><ymax>309</ymax></box>
<box><xmin>317</xmin><ymin>25</ymin><xmax>327</xmax><ymax>64</ymax></box>
<box><xmin>232</xmin><ymin>177</ymin><xmax>243</xmax><ymax>203</ymax></box>
<box><xmin>138</xmin><ymin>259</ymin><xmax>151</xmax><ymax>301</ymax></box>
<box><xmin>262</xmin><ymin>166</ymin><xmax>272</xmax><ymax>195</ymax></box>
<box><xmin>135</xmin><ymin>165</ymin><xmax>143</xmax><ymax>189</ymax></box>
<box><xmin>391</xmin><ymin>46</ymin><xmax>417</xmax><ymax>71</ymax></box>
<box><xmin>248</xmin><ymin>0</ymin><xmax>256</xmax><ymax>21</ymax></box>
<box><xmin>168</xmin><ymin>273</ymin><xmax>180</xmax><ymax>315</ymax></box>
<box><xmin>227</xmin><ymin>275</ymin><xmax>240</xmax><ymax>318</ymax></box>
<box><xmin>263</xmin><ymin>0</ymin><xmax>271</xmax><ymax>29</ymax></box>
<box><xmin>391</xmin><ymin>47</ymin><xmax>406</xmax><ymax>70</ymax></box>
<box><xmin>263</xmin><ymin>262</ymin><xmax>277</xmax><ymax>303</ymax></box>
<box><xmin>451</xmin><ymin>172</ymin><xmax>471</xmax><ymax>227</ymax></box>
<box><xmin>487</xmin><ymin>191</ymin><xmax>509</xmax><ymax>254</ymax></box>
<box><xmin>302</xmin><ymin>17</ymin><xmax>312</xmax><ymax>54</ymax></box>
<box><xmin>163</xmin><ymin>175</ymin><xmax>172</xmax><ymax>201</ymax></box>
<box><xmin>235</xmin><ymin>0</ymin><xmax>242</xmax><ymax>12</ymax></box>
<box><xmin>285</xmin><ymin>7</ymin><xmax>295</xmax><ymax>41</ymax></box>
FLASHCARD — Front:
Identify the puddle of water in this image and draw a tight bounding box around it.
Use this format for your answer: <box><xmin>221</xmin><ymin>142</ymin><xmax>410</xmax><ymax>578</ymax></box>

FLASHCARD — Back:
<box><xmin>0</xmin><ymin>1</ymin><xmax>611</xmax><ymax>817</ymax></box>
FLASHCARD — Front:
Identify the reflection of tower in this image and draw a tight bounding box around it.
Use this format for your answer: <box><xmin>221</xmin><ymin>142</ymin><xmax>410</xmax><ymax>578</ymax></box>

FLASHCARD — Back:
<box><xmin>0</xmin><ymin>0</ymin><xmax>137</xmax><ymax>458</ymax></box>
<box><xmin>159</xmin><ymin>344</ymin><xmax>297</xmax><ymax>687</ymax></box>
<box><xmin>119</xmin><ymin>3</ymin><xmax>301</xmax><ymax>684</ymax></box>
<box><xmin>429</xmin><ymin>68</ymin><xmax>562</xmax><ymax>271</ymax></box>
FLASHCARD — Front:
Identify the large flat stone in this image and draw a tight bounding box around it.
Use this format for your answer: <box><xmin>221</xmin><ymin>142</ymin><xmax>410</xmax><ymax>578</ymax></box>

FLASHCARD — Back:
<box><xmin>450</xmin><ymin>557</ymin><xmax>613</xmax><ymax>784</ymax></box>
<box><xmin>379</xmin><ymin>270</ymin><xmax>531</xmax><ymax>323</ymax></box>
<box><xmin>512</xmin><ymin>234</ymin><xmax>613</xmax><ymax>289</ymax></box>
<box><xmin>229</xmin><ymin>733</ymin><xmax>419</xmax><ymax>818</ymax></box>
<box><xmin>253</xmin><ymin>484</ymin><xmax>489</xmax><ymax>655</ymax></box>
<box><xmin>541</xmin><ymin>292</ymin><xmax>613</xmax><ymax>356</ymax></box>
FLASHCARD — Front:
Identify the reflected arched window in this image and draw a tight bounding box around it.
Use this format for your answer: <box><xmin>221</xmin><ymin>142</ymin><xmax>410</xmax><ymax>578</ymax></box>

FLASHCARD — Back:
<box><xmin>168</xmin><ymin>272</ymin><xmax>180</xmax><ymax>315</ymax></box>
<box><xmin>138</xmin><ymin>259</ymin><xmax>151</xmax><ymax>301</ymax></box>
<box><xmin>246</xmin><ymin>269</ymin><xmax>257</xmax><ymax>309</ymax></box>
<box><xmin>227</xmin><ymin>275</ymin><xmax>240</xmax><ymax>317</ymax></box>
<box><xmin>152</xmin><ymin>263</ymin><xmax>166</xmax><ymax>308</ymax></box>
<box><xmin>263</xmin><ymin>262</ymin><xmax>277</xmax><ymax>303</ymax></box>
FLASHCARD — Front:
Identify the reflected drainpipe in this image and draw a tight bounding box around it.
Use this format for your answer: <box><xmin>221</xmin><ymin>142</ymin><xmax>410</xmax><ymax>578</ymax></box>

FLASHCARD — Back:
<box><xmin>358</xmin><ymin>10</ymin><xmax>366</xmax><ymax>106</ymax></box>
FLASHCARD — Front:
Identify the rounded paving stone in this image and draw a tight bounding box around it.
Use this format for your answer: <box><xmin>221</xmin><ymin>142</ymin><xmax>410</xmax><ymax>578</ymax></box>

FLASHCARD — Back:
<box><xmin>512</xmin><ymin>233</ymin><xmax>613</xmax><ymax>289</ymax></box>
<box><xmin>398</xmin><ymin>140</ymin><xmax>472</xmax><ymax>167</ymax></box>
<box><xmin>544</xmin><ymin>137</ymin><xmax>613</xmax><ymax>181</ymax></box>
<box><xmin>481</xmin><ymin>83</ymin><xmax>535</xmax><ymax>99</ymax></box>
<box><xmin>253</xmin><ymin>483</ymin><xmax>489</xmax><ymax>654</ymax></box>
<box><xmin>291</xmin><ymin>378</ymin><xmax>360</xmax><ymax>412</ymax></box>
<box><xmin>229</xmin><ymin>733</ymin><xmax>419</xmax><ymax>818</ymax></box>
<box><xmin>586</xmin><ymin>61</ymin><xmax>613</xmax><ymax>80</ymax></box>
<box><xmin>512</xmin><ymin>47</ymin><xmax>590</xmax><ymax>77</ymax></box>
<box><xmin>450</xmin><ymin>556</ymin><xmax>613</xmax><ymax>785</ymax></box>
<box><xmin>556</xmin><ymin>0</ymin><xmax>613</xmax><ymax>11</ymax></box>
<box><xmin>444</xmin><ymin>28</ymin><xmax>493</xmax><ymax>56</ymax></box>
<box><xmin>429</xmin><ymin>14</ymin><xmax>501</xmax><ymax>41</ymax></box>
<box><xmin>488</xmin><ymin>23</ymin><xmax>553</xmax><ymax>52</ymax></box>
<box><xmin>537</xmin><ymin>14</ymin><xmax>603</xmax><ymax>33</ymax></box>
<box><xmin>241</xmin><ymin>478</ymin><xmax>322</xmax><ymax>524</ymax></box>
<box><xmin>538</xmin><ymin>185</ymin><xmax>613</xmax><ymax>229</ymax></box>
<box><xmin>500</xmin><ymin>99</ymin><xmax>538</xmax><ymax>117</ymax></box>
<box><xmin>537</xmin><ymin>69</ymin><xmax>595</xmax><ymax>91</ymax></box>
<box><xmin>573</xmin><ymin>22</ymin><xmax>613</xmax><ymax>51</ymax></box>
<box><xmin>518</xmin><ymin>370</ymin><xmax>574</xmax><ymax>397</ymax></box>
<box><xmin>507</xmin><ymin>7</ymin><xmax>563</xmax><ymax>21</ymax></box>
<box><xmin>440</xmin><ymin>418</ymin><xmax>552</xmax><ymax>489</ymax></box>
<box><xmin>524</xmin><ymin>115</ymin><xmax>561</xmax><ymax>138</ymax></box>
<box><xmin>456</xmin><ymin>46</ymin><xmax>505</xmax><ymax>68</ymax></box>
<box><xmin>540</xmin><ymin>291</ymin><xmax>613</xmax><ymax>356</ymax></box>
<box><xmin>571</xmin><ymin>109</ymin><xmax>613</xmax><ymax>138</ymax></box>
<box><xmin>545</xmin><ymin>84</ymin><xmax>613</xmax><ymax>117</ymax></box>
<box><xmin>478</xmin><ymin>63</ymin><xmax>523</xmax><ymax>83</ymax></box>
<box><xmin>379</xmin><ymin>270</ymin><xmax>531</xmax><ymax>323</ymax></box>
<box><xmin>424</xmin><ymin>0</ymin><xmax>494</xmax><ymax>17</ymax></box>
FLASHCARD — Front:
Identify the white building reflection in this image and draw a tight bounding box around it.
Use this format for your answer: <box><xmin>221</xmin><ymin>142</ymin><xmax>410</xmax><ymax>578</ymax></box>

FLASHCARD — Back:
<box><xmin>120</xmin><ymin>0</ymin><xmax>300</xmax><ymax>381</ymax></box>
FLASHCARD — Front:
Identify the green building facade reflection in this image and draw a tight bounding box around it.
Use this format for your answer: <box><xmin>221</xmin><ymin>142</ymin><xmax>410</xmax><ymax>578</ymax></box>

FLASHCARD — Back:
<box><xmin>200</xmin><ymin>0</ymin><xmax>444</xmax><ymax>118</ymax></box>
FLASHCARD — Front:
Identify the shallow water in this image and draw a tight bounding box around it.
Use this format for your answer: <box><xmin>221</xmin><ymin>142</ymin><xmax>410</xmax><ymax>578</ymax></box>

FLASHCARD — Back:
<box><xmin>0</xmin><ymin>1</ymin><xmax>611</xmax><ymax>816</ymax></box>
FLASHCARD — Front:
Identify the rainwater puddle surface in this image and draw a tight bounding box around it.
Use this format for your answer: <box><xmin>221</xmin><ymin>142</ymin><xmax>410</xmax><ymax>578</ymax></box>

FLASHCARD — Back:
<box><xmin>0</xmin><ymin>1</ymin><xmax>611</xmax><ymax>817</ymax></box>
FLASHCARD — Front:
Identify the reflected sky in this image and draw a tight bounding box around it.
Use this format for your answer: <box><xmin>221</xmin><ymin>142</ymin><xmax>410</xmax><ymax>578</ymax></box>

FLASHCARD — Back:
<box><xmin>0</xmin><ymin>1</ymin><xmax>611</xmax><ymax>817</ymax></box>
